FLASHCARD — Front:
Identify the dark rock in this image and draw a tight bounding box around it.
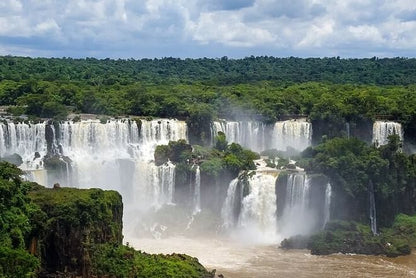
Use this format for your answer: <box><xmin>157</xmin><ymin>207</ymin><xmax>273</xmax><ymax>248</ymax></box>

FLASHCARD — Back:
<box><xmin>280</xmin><ymin>235</ymin><xmax>310</xmax><ymax>249</ymax></box>
<box><xmin>1</xmin><ymin>153</ymin><xmax>23</xmax><ymax>166</ymax></box>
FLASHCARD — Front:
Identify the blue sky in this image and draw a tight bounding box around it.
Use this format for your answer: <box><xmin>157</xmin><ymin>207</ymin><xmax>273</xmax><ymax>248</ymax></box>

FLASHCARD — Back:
<box><xmin>0</xmin><ymin>0</ymin><xmax>415</xmax><ymax>58</ymax></box>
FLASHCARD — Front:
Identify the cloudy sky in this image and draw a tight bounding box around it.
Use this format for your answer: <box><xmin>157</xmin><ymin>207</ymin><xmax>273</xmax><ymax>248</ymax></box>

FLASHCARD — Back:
<box><xmin>0</xmin><ymin>0</ymin><xmax>415</xmax><ymax>58</ymax></box>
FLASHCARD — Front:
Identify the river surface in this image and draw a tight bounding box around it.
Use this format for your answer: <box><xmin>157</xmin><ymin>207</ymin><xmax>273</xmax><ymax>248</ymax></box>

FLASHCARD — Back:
<box><xmin>130</xmin><ymin>236</ymin><xmax>416</xmax><ymax>278</ymax></box>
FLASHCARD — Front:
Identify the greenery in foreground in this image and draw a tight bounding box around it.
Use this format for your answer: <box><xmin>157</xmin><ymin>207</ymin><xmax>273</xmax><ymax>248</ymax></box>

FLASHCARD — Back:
<box><xmin>91</xmin><ymin>244</ymin><xmax>213</xmax><ymax>278</ymax></box>
<box><xmin>0</xmin><ymin>162</ymin><xmax>212</xmax><ymax>278</ymax></box>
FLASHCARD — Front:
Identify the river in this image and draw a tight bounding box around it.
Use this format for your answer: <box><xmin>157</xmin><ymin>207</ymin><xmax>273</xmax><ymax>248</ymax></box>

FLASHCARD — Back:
<box><xmin>130</xmin><ymin>236</ymin><xmax>416</xmax><ymax>278</ymax></box>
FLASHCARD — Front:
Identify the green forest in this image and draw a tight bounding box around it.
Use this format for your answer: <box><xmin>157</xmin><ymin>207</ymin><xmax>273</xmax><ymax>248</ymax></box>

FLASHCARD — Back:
<box><xmin>1</xmin><ymin>56</ymin><xmax>416</xmax><ymax>145</ymax></box>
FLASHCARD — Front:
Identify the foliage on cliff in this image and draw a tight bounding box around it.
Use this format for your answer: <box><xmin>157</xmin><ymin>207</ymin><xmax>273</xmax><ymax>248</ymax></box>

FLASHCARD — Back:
<box><xmin>0</xmin><ymin>162</ymin><xmax>213</xmax><ymax>277</ymax></box>
<box><xmin>28</xmin><ymin>185</ymin><xmax>123</xmax><ymax>275</ymax></box>
<box><xmin>90</xmin><ymin>243</ymin><xmax>214</xmax><ymax>278</ymax></box>
<box><xmin>0</xmin><ymin>162</ymin><xmax>40</xmax><ymax>277</ymax></box>
<box><xmin>307</xmin><ymin>215</ymin><xmax>416</xmax><ymax>257</ymax></box>
<box><xmin>154</xmin><ymin>140</ymin><xmax>192</xmax><ymax>166</ymax></box>
<box><xmin>155</xmin><ymin>135</ymin><xmax>259</xmax><ymax>178</ymax></box>
<box><xmin>299</xmin><ymin>135</ymin><xmax>416</xmax><ymax>226</ymax></box>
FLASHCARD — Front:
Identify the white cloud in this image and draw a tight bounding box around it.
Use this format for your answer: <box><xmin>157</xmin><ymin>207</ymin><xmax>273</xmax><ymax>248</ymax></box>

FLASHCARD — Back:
<box><xmin>187</xmin><ymin>11</ymin><xmax>276</xmax><ymax>47</ymax></box>
<box><xmin>348</xmin><ymin>25</ymin><xmax>384</xmax><ymax>43</ymax></box>
<box><xmin>0</xmin><ymin>0</ymin><xmax>414</xmax><ymax>57</ymax></box>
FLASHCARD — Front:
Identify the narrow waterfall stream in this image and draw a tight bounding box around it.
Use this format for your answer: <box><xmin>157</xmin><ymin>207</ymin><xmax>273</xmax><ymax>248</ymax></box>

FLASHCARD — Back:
<box><xmin>369</xmin><ymin>180</ymin><xmax>377</xmax><ymax>235</ymax></box>
<box><xmin>323</xmin><ymin>182</ymin><xmax>332</xmax><ymax>227</ymax></box>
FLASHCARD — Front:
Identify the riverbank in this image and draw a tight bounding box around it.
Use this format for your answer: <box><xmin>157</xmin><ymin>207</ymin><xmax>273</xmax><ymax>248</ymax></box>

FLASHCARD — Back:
<box><xmin>130</xmin><ymin>236</ymin><xmax>416</xmax><ymax>278</ymax></box>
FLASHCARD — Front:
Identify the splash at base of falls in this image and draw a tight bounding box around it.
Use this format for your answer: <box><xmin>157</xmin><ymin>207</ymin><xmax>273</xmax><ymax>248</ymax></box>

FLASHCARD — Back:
<box><xmin>221</xmin><ymin>169</ymin><xmax>280</xmax><ymax>244</ymax></box>
<box><xmin>279</xmin><ymin>173</ymin><xmax>313</xmax><ymax>237</ymax></box>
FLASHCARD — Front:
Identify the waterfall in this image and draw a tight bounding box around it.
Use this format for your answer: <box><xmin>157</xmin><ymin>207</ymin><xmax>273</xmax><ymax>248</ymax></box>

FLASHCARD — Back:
<box><xmin>369</xmin><ymin>180</ymin><xmax>377</xmax><ymax>235</ymax></box>
<box><xmin>211</xmin><ymin>119</ymin><xmax>312</xmax><ymax>152</ymax></box>
<box><xmin>323</xmin><ymin>183</ymin><xmax>332</xmax><ymax>227</ymax></box>
<box><xmin>221</xmin><ymin>178</ymin><xmax>239</xmax><ymax>230</ymax></box>
<box><xmin>193</xmin><ymin>165</ymin><xmax>201</xmax><ymax>214</ymax></box>
<box><xmin>0</xmin><ymin>121</ymin><xmax>47</xmax><ymax>170</ymax></box>
<box><xmin>57</xmin><ymin>119</ymin><xmax>186</xmax><ymax>206</ymax></box>
<box><xmin>372</xmin><ymin>121</ymin><xmax>403</xmax><ymax>147</ymax></box>
<box><xmin>285</xmin><ymin>173</ymin><xmax>310</xmax><ymax>213</ymax></box>
<box><xmin>271</xmin><ymin>119</ymin><xmax>312</xmax><ymax>151</ymax></box>
<box><xmin>211</xmin><ymin>121</ymin><xmax>267</xmax><ymax>152</ymax></box>
<box><xmin>279</xmin><ymin>173</ymin><xmax>312</xmax><ymax>236</ymax></box>
<box><xmin>221</xmin><ymin>173</ymin><xmax>278</xmax><ymax>243</ymax></box>
<box><xmin>0</xmin><ymin>118</ymin><xmax>187</xmax><ymax>213</ymax></box>
<box><xmin>238</xmin><ymin>173</ymin><xmax>278</xmax><ymax>242</ymax></box>
<box><xmin>345</xmin><ymin>122</ymin><xmax>350</xmax><ymax>138</ymax></box>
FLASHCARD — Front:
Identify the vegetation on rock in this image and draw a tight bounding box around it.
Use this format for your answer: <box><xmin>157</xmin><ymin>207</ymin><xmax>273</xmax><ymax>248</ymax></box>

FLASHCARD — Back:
<box><xmin>307</xmin><ymin>216</ymin><xmax>416</xmax><ymax>257</ymax></box>
<box><xmin>0</xmin><ymin>162</ymin><xmax>213</xmax><ymax>277</ymax></box>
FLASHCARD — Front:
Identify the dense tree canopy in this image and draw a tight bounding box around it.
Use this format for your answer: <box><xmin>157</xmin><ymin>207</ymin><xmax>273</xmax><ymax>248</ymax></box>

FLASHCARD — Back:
<box><xmin>1</xmin><ymin>56</ymin><xmax>416</xmax><ymax>144</ymax></box>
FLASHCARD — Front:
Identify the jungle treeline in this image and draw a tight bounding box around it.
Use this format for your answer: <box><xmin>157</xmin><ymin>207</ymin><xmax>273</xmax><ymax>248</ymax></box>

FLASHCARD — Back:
<box><xmin>1</xmin><ymin>56</ymin><xmax>416</xmax><ymax>142</ymax></box>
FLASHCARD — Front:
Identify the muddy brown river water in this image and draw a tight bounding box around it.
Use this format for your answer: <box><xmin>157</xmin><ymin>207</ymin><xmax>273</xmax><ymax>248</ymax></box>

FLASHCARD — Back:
<box><xmin>130</xmin><ymin>236</ymin><xmax>416</xmax><ymax>278</ymax></box>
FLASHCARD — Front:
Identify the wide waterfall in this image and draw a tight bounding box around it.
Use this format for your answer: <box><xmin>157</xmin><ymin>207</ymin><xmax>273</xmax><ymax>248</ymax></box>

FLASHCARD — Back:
<box><xmin>221</xmin><ymin>171</ymin><xmax>279</xmax><ymax>243</ymax></box>
<box><xmin>211</xmin><ymin>121</ymin><xmax>267</xmax><ymax>152</ymax></box>
<box><xmin>0</xmin><ymin>118</ymin><xmax>188</xmax><ymax>220</ymax></box>
<box><xmin>211</xmin><ymin>119</ymin><xmax>312</xmax><ymax>152</ymax></box>
<box><xmin>271</xmin><ymin>119</ymin><xmax>312</xmax><ymax>151</ymax></box>
<box><xmin>372</xmin><ymin>121</ymin><xmax>403</xmax><ymax>147</ymax></box>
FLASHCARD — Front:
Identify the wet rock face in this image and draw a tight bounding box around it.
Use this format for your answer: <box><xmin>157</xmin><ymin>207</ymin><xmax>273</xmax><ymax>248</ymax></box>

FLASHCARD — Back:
<box><xmin>0</xmin><ymin>153</ymin><xmax>23</xmax><ymax>166</ymax></box>
<box><xmin>29</xmin><ymin>187</ymin><xmax>123</xmax><ymax>277</ymax></box>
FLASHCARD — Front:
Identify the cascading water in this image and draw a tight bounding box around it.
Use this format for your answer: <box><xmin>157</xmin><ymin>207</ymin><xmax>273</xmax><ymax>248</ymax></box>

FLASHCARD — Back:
<box><xmin>211</xmin><ymin>119</ymin><xmax>312</xmax><ymax>152</ymax></box>
<box><xmin>271</xmin><ymin>119</ymin><xmax>312</xmax><ymax>151</ymax></box>
<box><xmin>193</xmin><ymin>165</ymin><xmax>201</xmax><ymax>214</ymax></box>
<box><xmin>0</xmin><ymin>119</ymin><xmax>188</xmax><ymax>225</ymax></box>
<box><xmin>369</xmin><ymin>180</ymin><xmax>377</xmax><ymax>235</ymax></box>
<box><xmin>221</xmin><ymin>172</ymin><xmax>278</xmax><ymax>243</ymax></box>
<box><xmin>372</xmin><ymin>121</ymin><xmax>403</xmax><ymax>147</ymax></box>
<box><xmin>323</xmin><ymin>183</ymin><xmax>332</xmax><ymax>227</ymax></box>
<box><xmin>0</xmin><ymin>121</ymin><xmax>47</xmax><ymax>170</ymax></box>
<box><xmin>221</xmin><ymin>178</ymin><xmax>240</xmax><ymax>230</ymax></box>
<box><xmin>279</xmin><ymin>173</ymin><xmax>313</xmax><ymax>237</ymax></box>
<box><xmin>345</xmin><ymin>122</ymin><xmax>350</xmax><ymax>138</ymax></box>
<box><xmin>211</xmin><ymin>121</ymin><xmax>267</xmax><ymax>152</ymax></box>
<box><xmin>238</xmin><ymin>173</ymin><xmax>278</xmax><ymax>243</ymax></box>
<box><xmin>0</xmin><ymin>121</ymin><xmax>48</xmax><ymax>185</ymax></box>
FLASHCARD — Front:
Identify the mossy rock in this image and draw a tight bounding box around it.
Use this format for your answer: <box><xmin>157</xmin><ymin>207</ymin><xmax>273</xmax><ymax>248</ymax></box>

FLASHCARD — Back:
<box><xmin>308</xmin><ymin>220</ymin><xmax>415</xmax><ymax>257</ymax></box>
<box><xmin>90</xmin><ymin>243</ymin><xmax>215</xmax><ymax>278</ymax></box>
<box><xmin>29</xmin><ymin>186</ymin><xmax>123</xmax><ymax>275</ymax></box>
<box><xmin>280</xmin><ymin>235</ymin><xmax>310</xmax><ymax>249</ymax></box>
